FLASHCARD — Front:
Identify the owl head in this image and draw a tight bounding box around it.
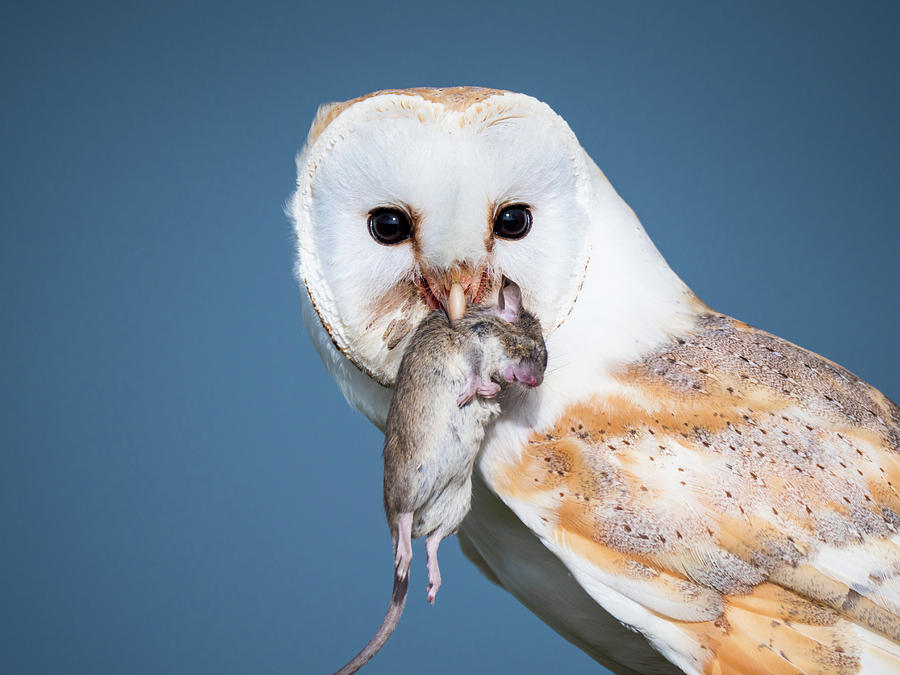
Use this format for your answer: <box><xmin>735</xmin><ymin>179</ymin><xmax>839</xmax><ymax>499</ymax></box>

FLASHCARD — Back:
<box><xmin>290</xmin><ymin>87</ymin><xmax>600</xmax><ymax>388</ymax></box>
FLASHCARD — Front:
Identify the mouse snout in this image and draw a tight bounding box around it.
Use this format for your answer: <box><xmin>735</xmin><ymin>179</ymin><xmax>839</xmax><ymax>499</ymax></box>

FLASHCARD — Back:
<box><xmin>523</xmin><ymin>368</ymin><xmax>543</xmax><ymax>387</ymax></box>
<box><xmin>502</xmin><ymin>362</ymin><xmax>544</xmax><ymax>387</ymax></box>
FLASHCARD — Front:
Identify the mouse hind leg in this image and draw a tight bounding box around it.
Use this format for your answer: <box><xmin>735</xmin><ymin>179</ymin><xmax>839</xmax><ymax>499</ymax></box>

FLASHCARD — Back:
<box><xmin>425</xmin><ymin>532</ymin><xmax>444</xmax><ymax>604</ymax></box>
<box><xmin>424</xmin><ymin>520</ymin><xmax>461</xmax><ymax>604</ymax></box>
<box><xmin>394</xmin><ymin>512</ymin><xmax>413</xmax><ymax>581</ymax></box>
<box><xmin>425</xmin><ymin>478</ymin><xmax>477</xmax><ymax>603</ymax></box>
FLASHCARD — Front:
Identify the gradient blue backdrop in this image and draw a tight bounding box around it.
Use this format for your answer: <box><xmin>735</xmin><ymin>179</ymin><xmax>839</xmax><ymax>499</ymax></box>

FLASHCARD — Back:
<box><xmin>2</xmin><ymin>2</ymin><xmax>898</xmax><ymax>673</ymax></box>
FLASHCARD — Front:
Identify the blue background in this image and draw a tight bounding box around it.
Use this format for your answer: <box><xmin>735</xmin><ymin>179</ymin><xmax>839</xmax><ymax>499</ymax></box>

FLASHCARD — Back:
<box><xmin>3</xmin><ymin>2</ymin><xmax>898</xmax><ymax>673</ymax></box>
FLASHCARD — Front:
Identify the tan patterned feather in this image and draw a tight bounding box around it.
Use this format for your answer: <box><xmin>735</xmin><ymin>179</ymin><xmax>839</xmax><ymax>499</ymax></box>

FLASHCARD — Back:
<box><xmin>489</xmin><ymin>313</ymin><xmax>900</xmax><ymax>673</ymax></box>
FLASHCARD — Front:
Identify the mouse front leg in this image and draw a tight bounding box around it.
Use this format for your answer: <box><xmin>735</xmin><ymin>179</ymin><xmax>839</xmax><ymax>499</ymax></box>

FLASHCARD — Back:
<box><xmin>425</xmin><ymin>533</ymin><xmax>444</xmax><ymax>604</ymax></box>
<box><xmin>394</xmin><ymin>512</ymin><xmax>413</xmax><ymax>580</ymax></box>
<box><xmin>456</xmin><ymin>376</ymin><xmax>501</xmax><ymax>407</ymax></box>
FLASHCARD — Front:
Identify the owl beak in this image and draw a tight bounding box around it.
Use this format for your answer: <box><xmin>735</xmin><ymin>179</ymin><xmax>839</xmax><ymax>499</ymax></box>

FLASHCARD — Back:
<box><xmin>447</xmin><ymin>283</ymin><xmax>466</xmax><ymax>322</ymax></box>
<box><xmin>417</xmin><ymin>265</ymin><xmax>490</xmax><ymax>322</ymax></box>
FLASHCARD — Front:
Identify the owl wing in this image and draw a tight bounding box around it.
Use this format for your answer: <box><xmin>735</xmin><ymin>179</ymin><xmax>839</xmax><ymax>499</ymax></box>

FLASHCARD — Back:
<box><xmin>481</xmin><ymin>313</ymin><xmax>900</xmax><ymax>674</ymax></box>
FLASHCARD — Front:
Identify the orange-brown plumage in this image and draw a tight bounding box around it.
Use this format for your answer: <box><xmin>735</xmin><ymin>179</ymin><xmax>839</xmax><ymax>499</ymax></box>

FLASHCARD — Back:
<box><xmin>305</xmin><ymin>87</ymin><xmax>509</xmax><ymax>147</ymax></box>
<box><xmin>491</xmin><ymin>312</ymin><xmax>900</xmax><ymax>672</ymax></box>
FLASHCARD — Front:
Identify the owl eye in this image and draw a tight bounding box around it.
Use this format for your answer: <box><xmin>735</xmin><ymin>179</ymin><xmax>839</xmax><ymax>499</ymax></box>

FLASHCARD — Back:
<box><xmin>368</xmin><ymin>208</ymin><xmax>412</xmax><ymax>245</ymax></box>
<box><xmin>493</xmin><ymin>204</ymin><xmax>532</xmax><ymax>240</ymax></box>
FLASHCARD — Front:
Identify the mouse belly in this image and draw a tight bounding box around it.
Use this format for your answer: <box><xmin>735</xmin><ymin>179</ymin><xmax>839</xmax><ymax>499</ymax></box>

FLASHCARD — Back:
<box><xmin>411</xmin><ymin>470</ymin><xmax>475</xmax><ymax>540</ymax></box>
<box><xmin>387</xmin><ymin>395</ymin><xmax>501</xmax><ymax>540</ymax></box>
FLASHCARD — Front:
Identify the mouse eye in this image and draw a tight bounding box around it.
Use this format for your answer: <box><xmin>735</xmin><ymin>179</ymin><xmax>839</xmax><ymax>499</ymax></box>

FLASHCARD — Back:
<box><xmin>368</xmin><ymin>208</ymin><xmax>412</xmax><ymax>245</ymax></box>
<box><xmin>493</xmin><ymin>204</ymin><xmax>532</xmax><ymax>240</ymax></box>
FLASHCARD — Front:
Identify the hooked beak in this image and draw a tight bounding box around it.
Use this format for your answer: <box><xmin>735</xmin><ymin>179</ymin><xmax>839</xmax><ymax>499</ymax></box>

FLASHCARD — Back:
<box><xmin>447</xmin><ymin>283</ymin><xmax>466</xmax><ymax>322</ymax></box>
<box><xmin>416</xmin><ymin>265</ymin><xmax>490</xmax><ymax>323</ymax></box>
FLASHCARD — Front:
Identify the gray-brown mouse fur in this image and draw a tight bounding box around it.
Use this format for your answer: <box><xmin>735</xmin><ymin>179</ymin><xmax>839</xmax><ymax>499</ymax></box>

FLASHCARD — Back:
<box><xmin>335</xmin><ymin>279</ymin><xmax>547</xmax><ymax>674</ymax></box>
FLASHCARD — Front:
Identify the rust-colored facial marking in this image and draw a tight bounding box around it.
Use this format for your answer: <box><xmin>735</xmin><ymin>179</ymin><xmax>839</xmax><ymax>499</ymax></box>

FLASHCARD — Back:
<box><xmin>415</xmin><ymin>264</ymin><xmax>496</xmax><ymax>312</ymax></box>
<box><xmin>368</xmin><ymin>282</ymin><xmax>421</xmax><ymax>351</ymax></box>
<box><xmin>366</xmin><ymin>266</ymin><xmax>499</xmax><ymax>356</ymax></box>
<box><xmin>495</xmin><ymin>313</ymin><xmax>900</xmax><ymax>671</ymax></box>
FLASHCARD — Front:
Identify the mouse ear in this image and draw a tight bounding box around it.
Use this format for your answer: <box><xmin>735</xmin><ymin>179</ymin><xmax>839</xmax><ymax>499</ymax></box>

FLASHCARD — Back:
<box><xmin>496</xmin><ymin>276</ymin><xmax>522</xmax><ymax>322</ymax></box>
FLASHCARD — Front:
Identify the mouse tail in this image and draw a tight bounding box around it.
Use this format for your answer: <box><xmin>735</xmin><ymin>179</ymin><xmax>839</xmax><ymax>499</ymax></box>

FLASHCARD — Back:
<box><xmin>333</xmin><ymin>571</ymin><xmax>409</xmax><ymax>675</ymax></box>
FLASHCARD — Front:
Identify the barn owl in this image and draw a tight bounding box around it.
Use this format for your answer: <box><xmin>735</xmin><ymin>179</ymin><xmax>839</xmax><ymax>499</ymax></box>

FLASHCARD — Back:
<box><xmin>290</xmin><ymin>87</ymin><xmax>900</xmax><ymax>673</ymax></box>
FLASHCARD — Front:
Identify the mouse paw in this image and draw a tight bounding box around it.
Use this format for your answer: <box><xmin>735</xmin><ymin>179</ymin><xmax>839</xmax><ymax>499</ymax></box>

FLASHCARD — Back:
<box><xmin>457</xmin><ymin>377</ymin><xmax>478</xmax><ymax>407</ymax></box>
<box><xmin>458</xmin><ymin>377</ymin><xmax>501</xmax><ymax>407</ymax></box>
<box><xmin>426</xmin><ymin>574</ymin><xmax>442</xmax><ymax>604</ymax></box>
<box><xmin>395</xmin><ymin>549</ymin><xmax>412</xmax><ymax>581</ymax></box>
<box><xmin>476</xmin><ymin>381</ymin><xmax>501</xmax><ymax>398</ymax></box>
<box><xmin>456</xmin><ymin>391</ymin><xmax>474</xmax><ymax>407</ymax></box>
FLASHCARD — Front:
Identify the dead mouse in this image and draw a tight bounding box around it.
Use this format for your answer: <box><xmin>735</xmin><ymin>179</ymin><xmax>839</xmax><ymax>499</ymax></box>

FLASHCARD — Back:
<box><xmin>335</xmin><ymin>278</ymin><xmax>547</xmax><ymax>674</ymax></box>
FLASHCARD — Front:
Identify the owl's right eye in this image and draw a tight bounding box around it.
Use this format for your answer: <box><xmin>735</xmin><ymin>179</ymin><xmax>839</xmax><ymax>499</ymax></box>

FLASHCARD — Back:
<box><xmin>368</xmin><ymin>208</ymin><xmax>412</xmax><ymax>245</ymax></box>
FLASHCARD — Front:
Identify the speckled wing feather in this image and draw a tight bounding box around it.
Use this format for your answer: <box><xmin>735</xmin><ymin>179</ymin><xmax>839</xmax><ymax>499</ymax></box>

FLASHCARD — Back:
<box><xmin>488</xmin><ymin>313</ymin><xmax>900</xmax><ymax>674</ymax></box>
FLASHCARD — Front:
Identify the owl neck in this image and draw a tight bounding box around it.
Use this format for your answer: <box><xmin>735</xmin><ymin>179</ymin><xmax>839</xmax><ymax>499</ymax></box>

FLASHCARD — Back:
<box><xmin>553</xmin><ymin>160</ymin><xmax>705</xmax><ymax>373</ymax></box>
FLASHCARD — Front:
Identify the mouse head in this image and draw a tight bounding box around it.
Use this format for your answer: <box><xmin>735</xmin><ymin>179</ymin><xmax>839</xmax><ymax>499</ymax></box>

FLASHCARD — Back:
<box><xmin>494</xmin><ymin>278</ymin><xmax>547</xmax><ymax>387</ymax></box>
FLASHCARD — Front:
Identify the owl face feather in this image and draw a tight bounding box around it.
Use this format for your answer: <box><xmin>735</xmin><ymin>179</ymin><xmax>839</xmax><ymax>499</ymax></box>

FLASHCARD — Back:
<box><xmin>291</xmin><ymin>89</ymin><xmax>595</xmax><ymax>386</ymax></box>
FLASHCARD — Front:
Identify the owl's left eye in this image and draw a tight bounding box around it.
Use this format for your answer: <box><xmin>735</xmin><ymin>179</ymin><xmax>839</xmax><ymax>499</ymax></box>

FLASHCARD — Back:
<box><xmin>368</xmin><ymin>208</ymin><xmax>412</xmax><ymax>245</ymax></box>
<box><xmin>494</xmin><ymin>204</ymin><xmax>532</xmax><ymax>240</ymax></box>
